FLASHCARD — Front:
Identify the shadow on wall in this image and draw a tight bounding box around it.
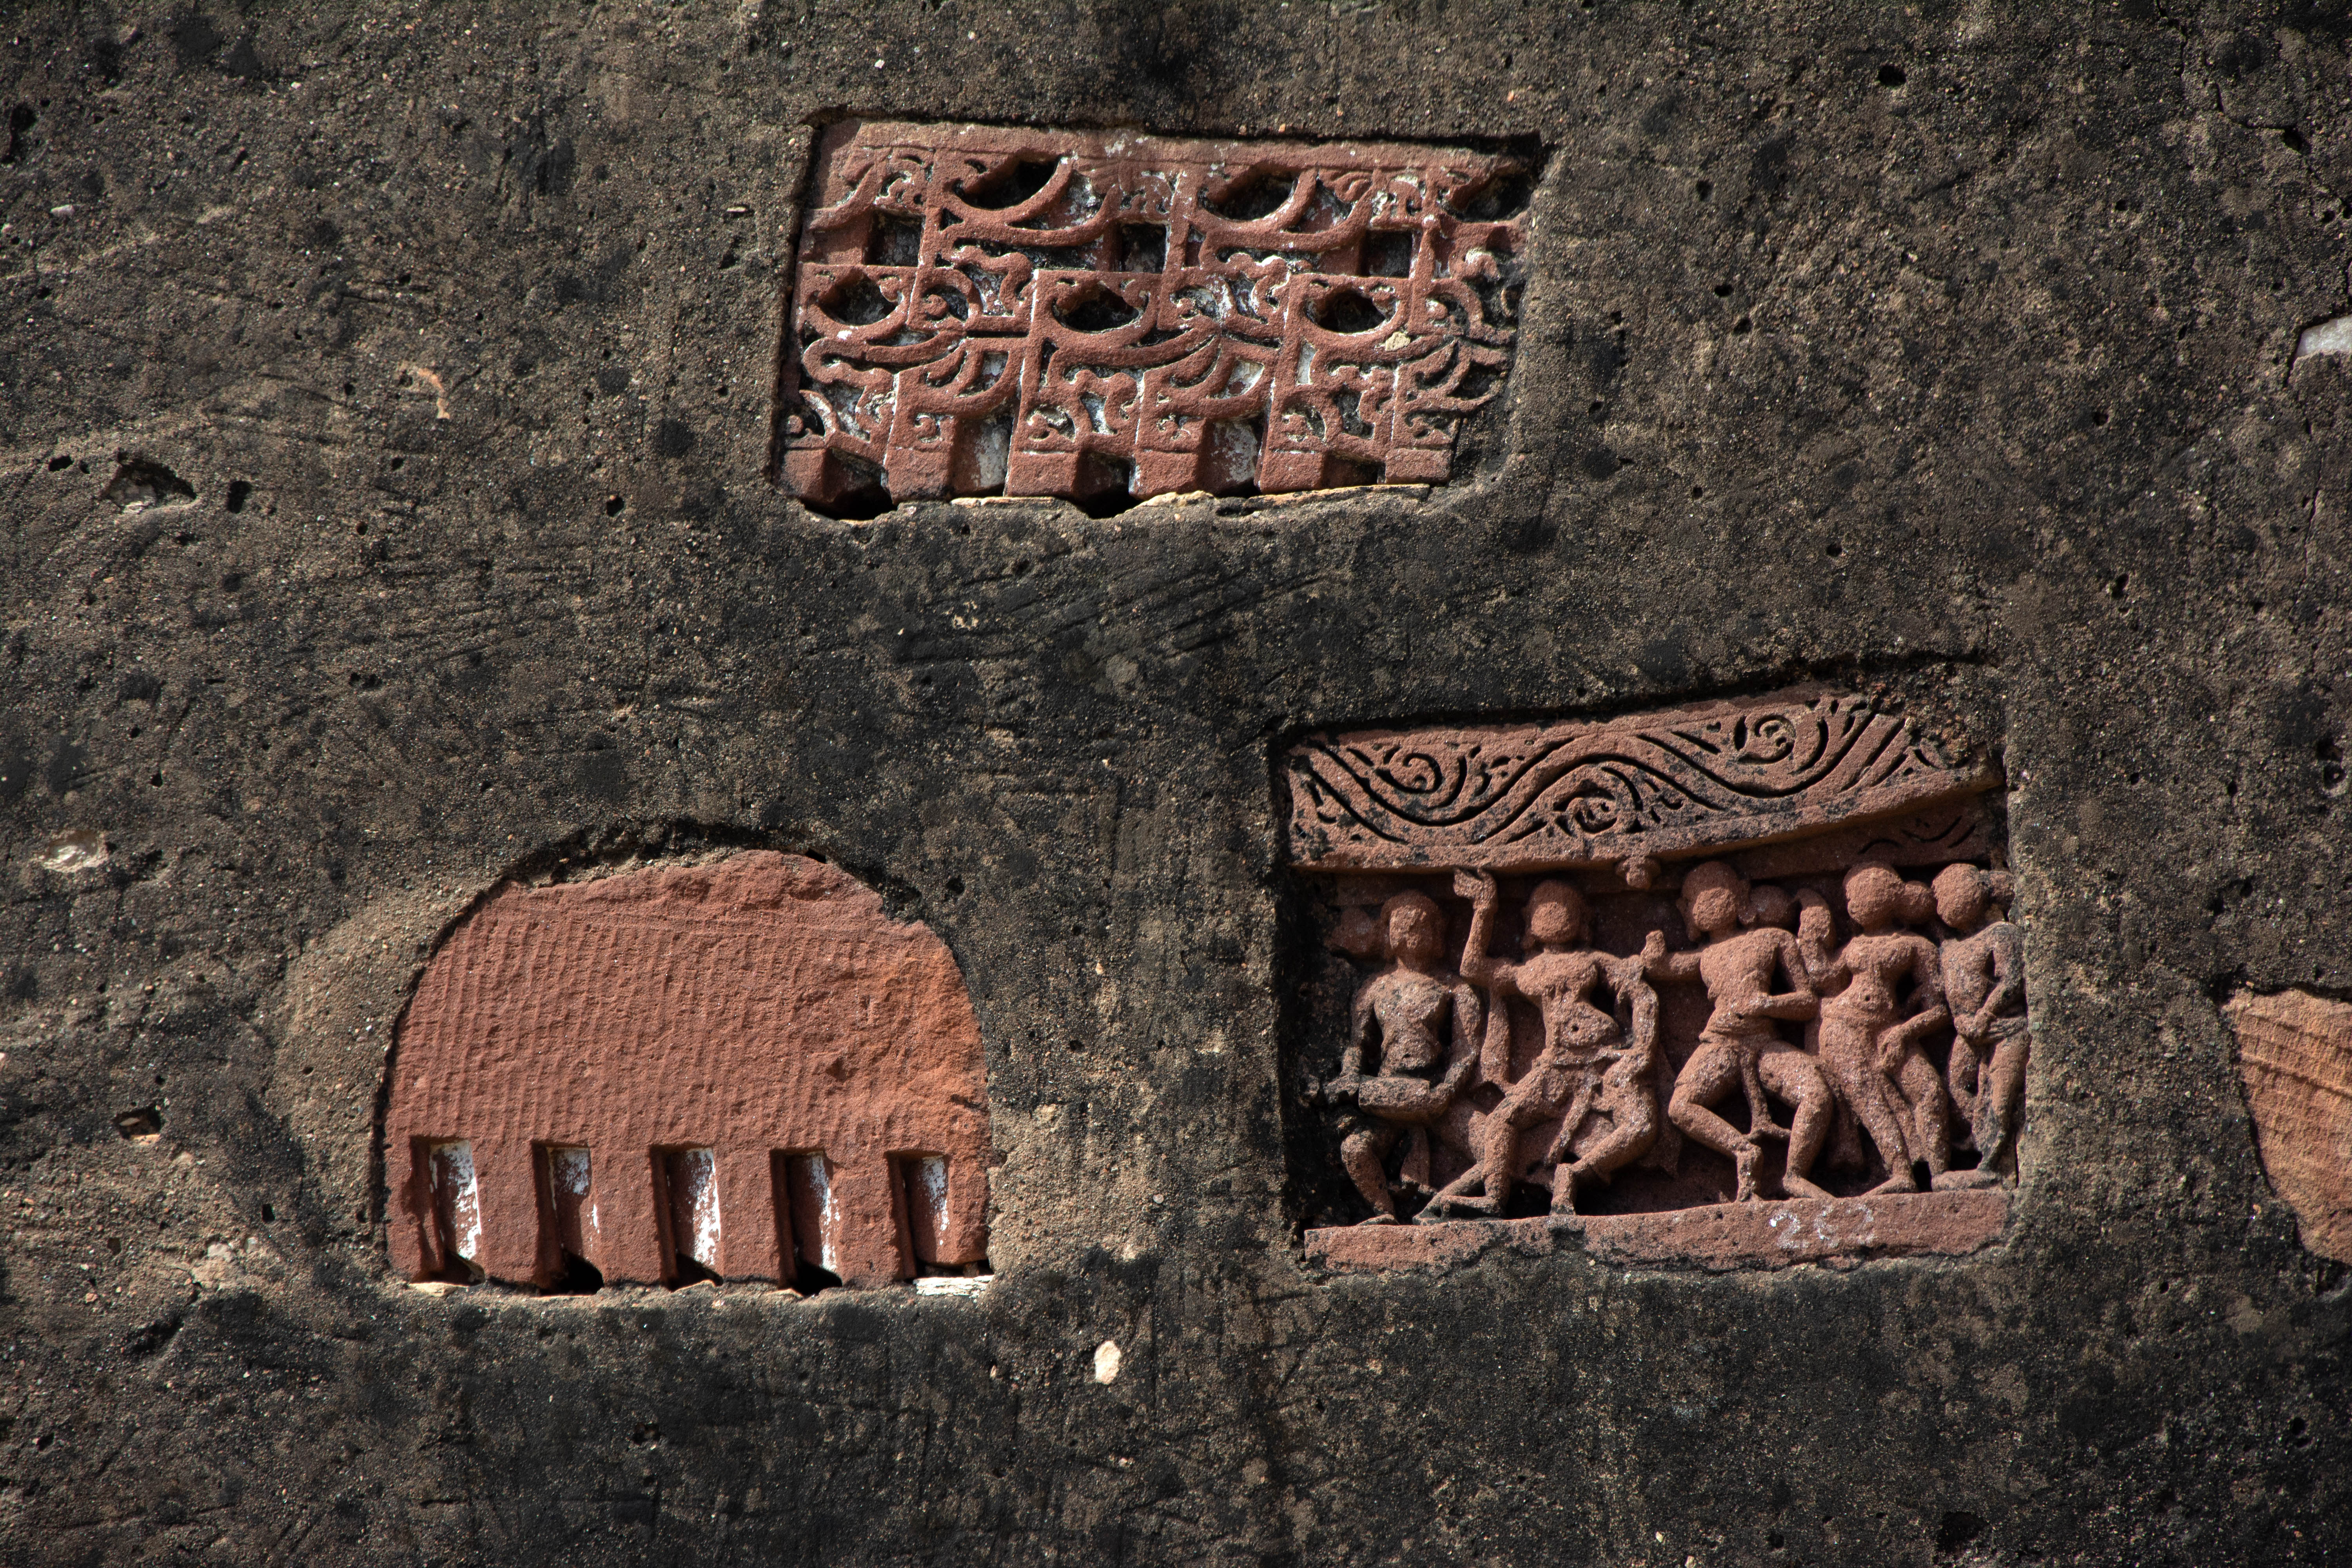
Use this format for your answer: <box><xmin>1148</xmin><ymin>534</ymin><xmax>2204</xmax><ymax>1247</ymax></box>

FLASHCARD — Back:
<box><xmin>381</xmin><ymin>851</ymin><xmax>991</xmax><ymax>1292</ymax></box>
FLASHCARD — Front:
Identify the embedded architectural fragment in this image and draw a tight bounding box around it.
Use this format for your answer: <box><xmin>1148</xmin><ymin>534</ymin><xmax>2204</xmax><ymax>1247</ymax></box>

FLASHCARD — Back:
<box><xmin>775</xmin><ymin>120</ymin><xmax>1529</xmax><ymax>511</ymax></box>
<box><xmin>1285</xmin><ymin>689</ymin><xmax>2026</xmax><ymax>1270</ymax></box>
<box><xmin>382</xmin><ymin>853</ymin><xmax>991</xmax><ymax>1291</ymax></box>
<box><xmin>1283</xmin><ymin>690</ymin><xmax>1998</xmax><ymax>876</ymax></box>
<box><xmin>2227</xmin><ymin>989</ymin><xmax>2352</xmax><ymax>1264</ymax></box>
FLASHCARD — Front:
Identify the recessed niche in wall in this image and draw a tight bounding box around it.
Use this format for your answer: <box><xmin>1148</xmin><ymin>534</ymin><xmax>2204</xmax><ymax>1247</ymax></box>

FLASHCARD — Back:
<box><xmin>382</xmin><ymin>851</ymin><xmax>992</xmax><ymax>1292</ymax></box>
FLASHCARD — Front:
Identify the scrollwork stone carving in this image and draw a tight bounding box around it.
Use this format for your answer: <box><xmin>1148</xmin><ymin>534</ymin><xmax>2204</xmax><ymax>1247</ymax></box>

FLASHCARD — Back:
<box><xmin>1284</xmin><ymin>690</ymin><xmax>1997</xmax><ymax>875</ymax></box>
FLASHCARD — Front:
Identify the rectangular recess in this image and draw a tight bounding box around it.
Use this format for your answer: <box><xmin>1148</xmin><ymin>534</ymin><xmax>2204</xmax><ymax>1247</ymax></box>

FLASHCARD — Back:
<box><xmin>652</xmin><ymin>1146</ymin><xmax>722</xmax><ymax>1285</ymax></box>
<box><xmin>1278</xmin><ymin>684</ymin><xmax>2027</xmax><ymax>1266</ymax></box>
<box><xmin>533</xmin><ymin>1143</ymin><xmax>601</xmax><ymax>1291</ymax></box>
<box><xmin>890</xmin><ymin>1152</ymin><xmax>952</xmax><ymax>1272</ymax></box>
<box><xmin>776</xmin><ymin>1150</ymin><xmax>840</xmax><ymax>1285</ymax></box>
<box><xmin>419</xmin><ymin>1138</ymin><xmax>481</xmax><ymax>1280</ymax></box>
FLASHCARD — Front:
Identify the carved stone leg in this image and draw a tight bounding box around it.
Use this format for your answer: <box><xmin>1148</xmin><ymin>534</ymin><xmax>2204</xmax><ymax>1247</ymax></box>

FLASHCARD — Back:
<box><xmin>1668</xmin><ymin>1043</ymin><xmax>1763</xmax><ymax>1200</ymax></box>
<box><xmin>1557</xmin><ymin>1073</ymin><xmax>1659</xmax><ymax>1215</ymax></box>
<box><xmin>1896</xmin><ymin>1048</ymin><xmax>1953</xmax><ymax>1179</ymax></box>
<box><xmin>1975</xmin><ymin>1032</ymin><xmax>2030</xmax><ymax>1175</ymax></box>
<box><xmin>1430</xmin><ymin>1078</ymin><xmax>1553</xmax><ymax>1217</ymax></box>
<box><xmin>1760</xmin><ymin>1052</ymin><xmax>1835</xmax><ymax>1199</ymax></box>
<box><xmin>1739</xmin><ymin>1051</ymin><xmax>1790</xmax><ymax>1141</ymax></box>
<box><xmin>1820</xmin><ymin>1029</ymin><xmax>1921</xmax><ymax>1194</ymax></box>
<box><xmin>1342</xmin><ymin>1125</ymin><xmax>1403</xmax><ymax>1222</ymax></box>
<box><xmin>1946</xmin><ymin>1036</ymin><xmax>1984</xmax><ymax>1142</ymax></box>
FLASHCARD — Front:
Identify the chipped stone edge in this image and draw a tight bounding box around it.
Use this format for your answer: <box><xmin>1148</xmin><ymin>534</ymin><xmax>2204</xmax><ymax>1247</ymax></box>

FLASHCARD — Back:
<box><xmin>1299</xmin><ymin>1190</ymin><xmax>2013</xmax><ymax>1279</ymax></box>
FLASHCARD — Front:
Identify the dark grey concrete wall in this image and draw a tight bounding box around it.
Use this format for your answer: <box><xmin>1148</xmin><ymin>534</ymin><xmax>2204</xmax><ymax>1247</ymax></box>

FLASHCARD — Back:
<box><xmin>2</xmin><ymin>2</ymin><xmax>2348</xmax><ymax>1562</ymax></box>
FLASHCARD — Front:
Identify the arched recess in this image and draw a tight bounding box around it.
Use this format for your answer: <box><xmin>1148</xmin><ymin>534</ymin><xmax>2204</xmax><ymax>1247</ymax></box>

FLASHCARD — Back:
<box><xmin>381</xmin><ymin>851</ymin><xmax>990</xmax><ymax>1290</ymax></box>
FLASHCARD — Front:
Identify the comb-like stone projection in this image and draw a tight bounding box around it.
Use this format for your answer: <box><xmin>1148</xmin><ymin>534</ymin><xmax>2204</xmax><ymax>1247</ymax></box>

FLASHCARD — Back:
<box><xmin>1281</xmin><ymin>688</ymin><xmax>2029</xmax><ymax>1273</ymax></box>
<box><xmin>382</xmin><ymin>852</ymin><xmax>991</xmax><ymax>1291</ymax></box>
<box><xmin>774</xmin><ymin>120</ymin><xmax>1530</xmax><ymax>511</ymax></box>
<box><xmin>2227</xmin><ymin>989</ymin><xmax>2352</xmax><ymax>1265</ymax></box>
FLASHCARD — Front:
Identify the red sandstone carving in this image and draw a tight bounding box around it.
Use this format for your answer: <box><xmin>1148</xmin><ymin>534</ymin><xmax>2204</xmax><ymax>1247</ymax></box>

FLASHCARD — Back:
<box><xmin>2227</xmin><ymin>989</ymin><xmax>2352</xmax><ymax>1263</ymax></box>
<box><xmin>1319</xmin><ymin>893</ymin><xmax>1484</xmax><ymax>1223</ymax></box>
<box><xmin>1283</xmin><ymin>689</ymin><xmax>1999</xmax><ymax>876</ymax></box>
<box><xmin>1797</xmin><ymin>865</ymin><xmax>1990</xmax><ymax>1194</ymax></box>
<box><xmin>382</xmin><ymin>853</ymin><xmax>990</xmax><ymax>1291</ymax></box>
<box><xmin>1288</xmin><ymin>691</ymin><xmax>2025</xmax><ymax>1269</ymax></box>
<box><xmin>775</xmin><ymin>121</ymin><xmax>1528</xmax><ymax>510</ymax></box>
<box><xmin>1641</xmin><ymin>863</ymin><xmax>1835</xmax><ymax>1203</ymax></box>
<box><xmin>1935</xmin><ymin>864</ymin><xmax>2030</xmax><ymax>1180</ymax></box>
<box><xmin>1421</xmin><ymin>869</ymin><xmax>1660</xmax><ymax>1217</ymax></box>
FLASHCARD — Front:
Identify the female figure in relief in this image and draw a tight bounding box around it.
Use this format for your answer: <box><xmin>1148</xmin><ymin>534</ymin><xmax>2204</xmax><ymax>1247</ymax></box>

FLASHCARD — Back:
<box><xmin>1798</xmin><ymin>863</ymin><xmax>1983</xmax><ymax>1192</ymax></box>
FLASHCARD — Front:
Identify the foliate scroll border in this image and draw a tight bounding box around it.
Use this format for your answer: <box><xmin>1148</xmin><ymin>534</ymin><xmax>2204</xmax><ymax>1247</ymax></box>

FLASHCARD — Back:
<box><xmin>1279</xmin><ymin>688</ymin><xmax>2002</xmax><ymax>877</ymax></box>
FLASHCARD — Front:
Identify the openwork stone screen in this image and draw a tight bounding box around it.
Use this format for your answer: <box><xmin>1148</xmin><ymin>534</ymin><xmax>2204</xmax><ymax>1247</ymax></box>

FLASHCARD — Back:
<box><xmin>774</xmin><ymin>120</ymin><xmax>1531</xmax><ymax>511</ymax></box>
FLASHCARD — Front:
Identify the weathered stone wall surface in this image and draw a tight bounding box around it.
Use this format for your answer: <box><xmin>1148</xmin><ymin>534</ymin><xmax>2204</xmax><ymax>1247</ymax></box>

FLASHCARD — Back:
<box><xmin>2</xmin><ymin>2</ymin><xmax>2348</xmax><ymax>1562</ymax></box>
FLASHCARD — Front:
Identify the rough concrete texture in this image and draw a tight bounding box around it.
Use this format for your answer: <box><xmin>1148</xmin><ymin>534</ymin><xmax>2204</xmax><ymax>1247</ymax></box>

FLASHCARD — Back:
<box><xmin>2</xmin><ymin>2</ymin><xmax>2349</xmax><ymax>1564</ymax></box>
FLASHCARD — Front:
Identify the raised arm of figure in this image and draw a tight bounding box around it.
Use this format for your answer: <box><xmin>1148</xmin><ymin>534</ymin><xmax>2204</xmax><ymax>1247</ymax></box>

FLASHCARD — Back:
<box><xmin>1794</xmin><ymin>889</ymin><xmax>1846</xmax><ymax>990</ymax></box>
<box><xmin>1760</xmin><ymin>929</ymin><xmax>1822</xmax><ymax>1021</ymax></box>
<box><xmin>1443</xmin><ymin>980</ymin><xmax>1486</xmax><ymax>1095</ymax></box>
<box><xmin>1450</xmin><ymin>868</ymin><xmax>1517</xmax><ymax>994</ymax></box>
<box><xmin>1612</xmin><ymin>955</ymin><xmax>1661</xmax><ymax>1066</ymax></box>
<box><xmin>1883</xmin><ymin>936</ymin><xmax>1951</xmax><ymax>1070</ymax></box>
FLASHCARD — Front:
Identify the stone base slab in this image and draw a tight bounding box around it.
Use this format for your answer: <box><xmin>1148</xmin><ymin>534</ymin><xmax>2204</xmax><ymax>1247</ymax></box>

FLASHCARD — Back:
<box><xmin>1304</xmin><ymin>1189</ymin><xmax>2011</xmax><ymax>1275</ymax></box>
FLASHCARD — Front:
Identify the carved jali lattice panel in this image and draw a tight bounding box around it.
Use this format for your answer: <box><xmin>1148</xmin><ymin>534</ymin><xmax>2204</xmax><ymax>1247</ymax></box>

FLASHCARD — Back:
<box><xmin>774</xmin><ymin>121</ymin><xmax>1531</xmax><ymax>511</ymax></box>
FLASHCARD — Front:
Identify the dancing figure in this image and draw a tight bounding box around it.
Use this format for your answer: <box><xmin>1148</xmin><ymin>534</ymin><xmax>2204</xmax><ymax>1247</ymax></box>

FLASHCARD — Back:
<box><xmin>1424</xmin><ymin>870</ymin><xmax>1660</xmax><ymax>1218</ymax></box>
<box><xmin>1641</xmin><ymin>862</ymin><xmax>1835</xmax><ymax>1202</ymax></box>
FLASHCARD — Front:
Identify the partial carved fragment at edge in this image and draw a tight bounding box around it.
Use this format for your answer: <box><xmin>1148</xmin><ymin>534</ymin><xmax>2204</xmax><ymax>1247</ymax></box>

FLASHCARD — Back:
<box><xmin>2227</xmin><ymin>989</ymin><xmax>2352</xmax><ymax>1264</ymax></box>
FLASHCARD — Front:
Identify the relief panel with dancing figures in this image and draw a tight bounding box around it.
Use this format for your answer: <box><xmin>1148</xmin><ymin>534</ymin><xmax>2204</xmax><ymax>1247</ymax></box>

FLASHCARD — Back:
<box><xmin>1281</xmin><ymin>689</ymin><xmax>2028</xmax><ymax>1273</ymax></box>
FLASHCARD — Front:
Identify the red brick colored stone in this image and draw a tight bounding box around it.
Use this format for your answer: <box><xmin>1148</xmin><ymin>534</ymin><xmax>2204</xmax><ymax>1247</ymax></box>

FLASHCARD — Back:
<box><xmin>775</xmin><ymin>120</ymin><xmax>1528</xmax><ymax>510</ymax></box>
<box><xmin>2228</xmin><ymin>989</ymin><xmax>2352</xmax><ymax>1264</ymax></box>
<box><xmin>382</xmin><ymin>852</ymin><xmax>989</xmax><ymax>1290</ymax></box>
<box><xmin>1283</xmin><ymin>688</ymin><xmax>1999</xmax><ymax>876</ymax></box>
<box><xmin>1303</xmin><ymin>1189</ymin><xmax>2009</xmax><ymax>1274</ymax></box>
